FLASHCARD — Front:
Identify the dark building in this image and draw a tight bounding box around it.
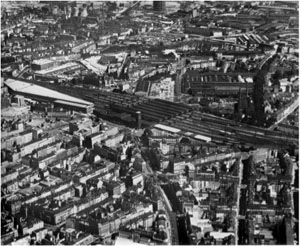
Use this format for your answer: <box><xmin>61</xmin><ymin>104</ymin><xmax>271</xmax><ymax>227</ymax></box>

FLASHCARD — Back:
<box><xmin>153</xmin><ymin>1</ymin><xmax>165</xmax><ymax>11</ymax></box>
<box><xmin>31</xmin><ymin>60</ymin><xmax>55</xmax><ymax>71</ymax></box>
<box><xmin>181</xmin><ymin>70</ymin><xmax>254</xmax><ymax>96</ymax></box>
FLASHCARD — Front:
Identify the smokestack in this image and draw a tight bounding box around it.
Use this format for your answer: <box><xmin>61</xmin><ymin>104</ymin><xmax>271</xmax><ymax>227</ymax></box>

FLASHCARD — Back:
<box><xmin>136</xmin><ymin>111</ymin><xmax>141</xmax><ymax>129</ymax></box>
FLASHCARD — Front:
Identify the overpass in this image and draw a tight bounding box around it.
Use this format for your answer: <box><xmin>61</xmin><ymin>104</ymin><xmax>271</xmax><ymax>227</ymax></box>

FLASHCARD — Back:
<box><xmin>15</xmin><ymin>65</ymin><xmax>30</xmax><ymax>79</ymax></box>
<box><xmin>258</xmin><ymin>53</ymin><xmax>274</xmax><ymax>70</ymax></box>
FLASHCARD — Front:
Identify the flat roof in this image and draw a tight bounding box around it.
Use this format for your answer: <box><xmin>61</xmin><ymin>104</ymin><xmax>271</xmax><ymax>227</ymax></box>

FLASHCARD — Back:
<box><xmin>194</xmin><ymin>135</ymin><xmax>211</xmax><ymax>142</ymax></box>
<box><xmin>54</xmin><ymin>100</ymin><xmax>93</xmax><ymax>108</ymax></box>
<box><xmin>32</xmin><ymin>59</ymin><xmax>54</xmax><ymax>66</ymax></box>
<box><xmin>154</xmin><ymin>124</ymin><xmax>181</xmax><ymax>133</ymax></box>
<box><xmin>4</xmin><ymin>78</ymin><xmax>93</xmax><ymax>106</ymax></box>
<box><xmin>210</xmin><ymin>232</ymin><xmax>234</xmax><ymax>240</ymax></box>
<box><xmin>184</xmin><ymin>132</ymin><xmax>194</xmax><ymax>136</ymax></box>
<box><xmin>34</xmin><ymin>62</ymin><xmax>79</xmax><ymax>75</ymax></box>
<box><xmin>115</xmin><ymin>236</ymin><xmax>145</xmax><ymax>246</ymax></box>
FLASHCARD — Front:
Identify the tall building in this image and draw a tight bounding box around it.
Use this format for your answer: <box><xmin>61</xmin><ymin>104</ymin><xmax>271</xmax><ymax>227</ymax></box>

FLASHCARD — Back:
<box><xmin>153</xmin><ymin>1</ymin><xmax>165</xmax><ymax>11</ymax></box>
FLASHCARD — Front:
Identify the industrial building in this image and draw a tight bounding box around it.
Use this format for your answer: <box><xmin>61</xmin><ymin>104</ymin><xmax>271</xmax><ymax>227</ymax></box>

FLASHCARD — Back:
<box><xmin>4</xmin><ymin>78</ymin><xmax>94</xmax><ymax>114</ymax></box>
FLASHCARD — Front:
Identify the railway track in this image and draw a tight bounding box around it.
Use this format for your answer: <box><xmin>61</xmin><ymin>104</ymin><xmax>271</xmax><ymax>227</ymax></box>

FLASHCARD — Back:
<box><xmin>161</xmin><ymin>111</ymin><xmax>298</xmax><ymax>147</ymax></box>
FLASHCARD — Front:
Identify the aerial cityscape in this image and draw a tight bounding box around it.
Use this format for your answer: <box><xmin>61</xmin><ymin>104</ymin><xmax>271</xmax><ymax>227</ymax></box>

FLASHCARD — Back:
<box><xmin>1</xmin><ymin>1</ymin><xmax>299</xmax><ymax>245</ymax></box>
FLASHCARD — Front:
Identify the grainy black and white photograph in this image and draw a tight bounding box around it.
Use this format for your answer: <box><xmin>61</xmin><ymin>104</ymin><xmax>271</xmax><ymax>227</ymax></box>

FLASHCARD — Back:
<box><xmin>1</xmin><ymin>0</ymin><xmax>299</xmax><ymax>245</ymax></box>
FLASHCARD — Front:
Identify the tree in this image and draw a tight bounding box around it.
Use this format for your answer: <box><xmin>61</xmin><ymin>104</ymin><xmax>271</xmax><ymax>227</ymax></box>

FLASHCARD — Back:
<box><xmin>1</xmin><ymin>150</ymin><xmax>6</xmax><ymax>162</ymax></box>
<box><xmin>126</xmin><ymin>146</ymin><xmax>132</xmax><ymax>160</ymax></box>
<box><xmin>198</xmin><ymin>237</ymin><xmax>205</xmax><ymax>245</ymax></box>
<box><xmin>187</xmin><ymin>88</ymin><xmax>194</xmax><ymax>96</ymax></box>
<box><xmin>184</xmin><ymin>165</ymin><xmax>190</xmax><ymax>177</ymax></box>
<box><xmin>16</xmin><ymin>144</ymin><xmax>21</xmax><ymax>153</ymax></box>
<box><xmin>274</xmin><ymin>70</ymin><xmax>283</xmax><ymax>80</ymax></box>
<box><xmin>149</xmin><ymin>148</ymin><xmax>160</xmax><ymax>171</ymax></box>
<box><xmin>141</xmin><ymin>128</ymin><xmax>152</xmax><ymax>147</ymax></box>
<box><xmin>272</xmin><ymin>218</ymin><xmax>286</xmax><ymax>244</ymax></box>
<box><xmin>186</xmin><ymin>211</ymin><xmax>192</xmax><ymax>233</ymax></box>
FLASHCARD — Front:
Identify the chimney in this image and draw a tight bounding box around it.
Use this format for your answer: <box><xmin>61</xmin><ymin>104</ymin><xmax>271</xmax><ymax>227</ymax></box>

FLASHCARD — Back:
<box><xmin>136</xmin><ymin>111</ymin><xmax>141</xmax><ymax>129</ymax></box>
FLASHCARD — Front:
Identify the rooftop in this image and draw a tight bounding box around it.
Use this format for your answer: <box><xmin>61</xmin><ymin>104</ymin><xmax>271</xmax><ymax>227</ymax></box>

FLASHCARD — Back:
<box><xmin>32</xmin><ymin>58</ymin><xmax>54</xmax><ymax>66</ymax></box>
<box><xmin>154</xmin><ymin>124</ymin><xmax>181</xmax><ymax>133</ymax></box>
<box><xmin>4</xmin><ymin>78</ymin><xmax>93</xmax><ymax>106</ymax></box>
